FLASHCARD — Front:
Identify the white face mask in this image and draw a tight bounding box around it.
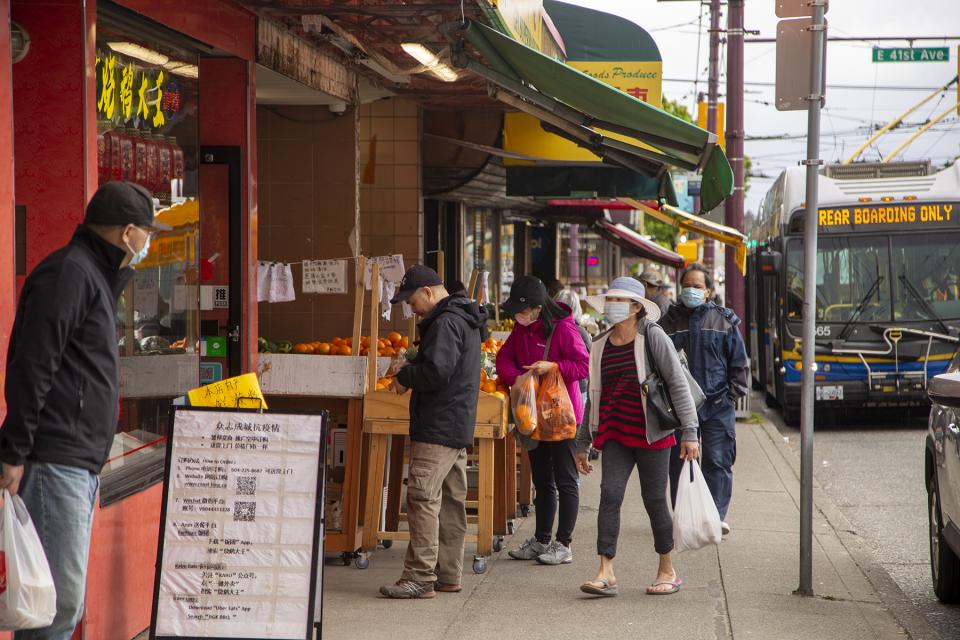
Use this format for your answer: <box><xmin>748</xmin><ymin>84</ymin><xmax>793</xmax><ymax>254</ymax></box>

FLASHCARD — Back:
<box><xmin>604</xmin><ymin>301</ymin><xmax>632</xmax><ymax>325</ymax></box>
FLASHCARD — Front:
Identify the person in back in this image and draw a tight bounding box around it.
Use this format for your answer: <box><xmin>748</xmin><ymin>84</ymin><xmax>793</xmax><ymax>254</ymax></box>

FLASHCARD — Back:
<box><xmin>0</xmin><ymin>182</ymin><xmax>169</xmax><ymax>639</ymax></box>
<box><xmin>379</xmin><ymin>266</ymin><xmax>488</xmax><ymax>599</ymax></box>
<box><xmin>638</xmin><ymin>268</ymin><xmax>672</xmax><ymax>317</ymax></box>
<box><xmin>660</xmin><ymin>263</ymin><xmax>749</xmax><ymax>535</ymax></box>
<box><xmin>497</xmin><ymin>276</ymin><xmax>589</xmax><ymax>566</ymax></box>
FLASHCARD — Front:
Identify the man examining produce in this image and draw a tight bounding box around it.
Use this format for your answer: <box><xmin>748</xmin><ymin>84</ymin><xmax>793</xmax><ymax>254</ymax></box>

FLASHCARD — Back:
<box><xmin>379</xmin><ymin>265</ymin><xmax>488</xmax><ymax>599</ymax></box>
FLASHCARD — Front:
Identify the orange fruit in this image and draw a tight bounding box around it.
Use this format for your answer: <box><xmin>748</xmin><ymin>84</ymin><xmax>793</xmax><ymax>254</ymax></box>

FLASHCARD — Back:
<box><xmin>401</xmin><ymin>336</ymin><xmax>409</xmax><ymax>349</ymax></box>
<box><xmin>340</xmin><ymin>345</ymin><xmax>353</xmax><ymax>356</ymax></box>
<box><xmin>293</xmin><ymin>343</ymin><xmax>312</xmax><ymax>354</ymax></box>
<box><xmin>332</xmin><ymin>337</ymin><xmax>345</xmax><ymax>347</ymax></box>
<box><xmin>481</xmin><ymin>380</ymin><xmax>497</xmax><ymax>394</ymax></box>
<box><xmin>314</xmin><ymin>342</ymin><xmax>331</xmax><ymax>355</ymax></box>
<box><xmin>382</xmin><ymin>347</ymin><xmax>395</xmax><ymax>357</ymax></box>
<box><xmin>387</xmin><ymin>331</ymin><xmax>402</xmax><ymax>347</ymax></box>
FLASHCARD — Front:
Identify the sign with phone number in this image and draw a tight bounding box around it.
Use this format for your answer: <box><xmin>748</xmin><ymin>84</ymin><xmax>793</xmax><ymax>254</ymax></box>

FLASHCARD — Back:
<box><xmin>817</xmin><ymin>201</ymin><xmax>958</xmax><ymax>232</ymax></box>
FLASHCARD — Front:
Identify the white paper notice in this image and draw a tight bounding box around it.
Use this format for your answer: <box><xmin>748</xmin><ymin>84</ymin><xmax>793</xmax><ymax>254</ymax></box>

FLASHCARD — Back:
<box><xmin>154</xmin><ymin>409</ymin><xmax>325</xmax><ymax>639</ymax></box>
<box><xmin>401</xmin><ymin>301</ymin><xmax>413</xmax><ymax>320</ymax></box>
<box><xmin>302</xmin><ymin>259</ymin><xmax>346</xmax><ymax>295</ymax></box>
<box><xmin>257</xmin><ymin>262</ymin><xmax>271</xmax><ymax>302</ymax></box>
<box><xmin>364</xmin><ymin>254</ymin><xmax>405</xmax><ymax>289</ymax></box>
<box><xmin>381</xmin><ymin>280</ymin><xmax>395</xmax><ymax>321</ymax></box>
<box><xmin>269</xmin><ymin>263</ymin><xmax>296</xmax><ymax>303</ymax></box>
<box><xmin>134</xmin><ymin>273</ymin><xmax>159</xmax><ymax>321</ymax></box>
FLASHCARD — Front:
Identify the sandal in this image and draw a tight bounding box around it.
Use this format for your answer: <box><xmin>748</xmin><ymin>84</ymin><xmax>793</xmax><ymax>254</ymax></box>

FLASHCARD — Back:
<box><xmin>646</xmin><ymin>576</ymin><xmax>682</xmax><ymax>595</ymax></box>
<box><xmin>580</xmin><ymin>577</ymin><xmax>618</xmax><ymax>597</ymax></box>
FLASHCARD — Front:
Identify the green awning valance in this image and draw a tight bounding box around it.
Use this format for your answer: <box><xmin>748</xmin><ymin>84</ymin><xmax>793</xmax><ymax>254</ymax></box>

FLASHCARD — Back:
<box><xmin>451</xmin><ymin>21</ymin><xmax>734</xmax><ymax>213</ymax></box>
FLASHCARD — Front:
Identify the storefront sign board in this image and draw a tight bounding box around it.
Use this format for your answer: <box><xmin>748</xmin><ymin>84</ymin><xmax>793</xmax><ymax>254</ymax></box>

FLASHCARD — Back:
<box><xmin>151</xmin><ymin>407</ymin><xmax>326</xmax><ymax>640</ymax></box>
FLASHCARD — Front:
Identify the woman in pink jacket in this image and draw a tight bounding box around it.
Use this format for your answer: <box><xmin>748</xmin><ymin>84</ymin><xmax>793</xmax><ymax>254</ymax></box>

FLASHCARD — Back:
<box><xmin>496</xmin><ymin>275</ymin><xmax>590</xmax><ymax>566</ymax></box>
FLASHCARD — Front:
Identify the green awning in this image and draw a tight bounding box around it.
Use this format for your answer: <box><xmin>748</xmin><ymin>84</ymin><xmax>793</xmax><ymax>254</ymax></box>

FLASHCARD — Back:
<box><xmin>451</xmin><ymin>21</ymin><xmax>734</xmax><ymax>213</ymax></box>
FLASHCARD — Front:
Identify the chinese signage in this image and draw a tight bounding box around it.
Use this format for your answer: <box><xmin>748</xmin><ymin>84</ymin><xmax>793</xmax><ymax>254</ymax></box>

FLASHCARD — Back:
<box><xmin>872</xmin><ymin>47</ymin><xmax>949</xmax><ymax>63</ymax></box>
<box><xmin>302</xmin><ymin>259</ymin><xmax>346</xmax><ymax>294</ymax></box>
<box><xmin>96</xmin><ymin>51</ymin><xmax>186</xmax><ymax>130</ymax></box>
<box><xmin>817</xmin><ymin>201</ymin><xmax>958</xmax><ymax>232</ymax></box>
<box><xmin>152</xmin><ymin>408</ymin><xmax>325</xmax><ymax>639</ymax></box>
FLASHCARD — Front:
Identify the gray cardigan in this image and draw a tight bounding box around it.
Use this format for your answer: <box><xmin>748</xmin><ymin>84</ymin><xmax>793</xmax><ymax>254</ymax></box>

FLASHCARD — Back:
<box><xmin>576</xmin><ymin>319</ymin><xmax>699</xmax><ymax>452</ymax></box>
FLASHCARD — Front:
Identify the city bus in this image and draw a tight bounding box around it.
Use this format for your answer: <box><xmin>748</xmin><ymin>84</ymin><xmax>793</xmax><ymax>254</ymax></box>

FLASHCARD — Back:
<box><xmin>747</xmin><ymin>160</ymin><xmax>960</xmax><ymax>424</ymax></box>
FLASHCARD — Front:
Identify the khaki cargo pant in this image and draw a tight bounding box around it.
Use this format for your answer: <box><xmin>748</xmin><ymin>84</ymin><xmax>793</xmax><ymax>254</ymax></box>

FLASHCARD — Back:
<box><xmin>402</xmin><ymin>441</ymin><xmax>468</xmax><ymax>584</ymax></box>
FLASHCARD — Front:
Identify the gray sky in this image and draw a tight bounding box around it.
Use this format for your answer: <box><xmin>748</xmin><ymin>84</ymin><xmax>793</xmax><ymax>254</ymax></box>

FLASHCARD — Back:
<box><xmin>562</xmin><ymin>0</ymin><xmax>960</xmax><ymax>216</ymax></box>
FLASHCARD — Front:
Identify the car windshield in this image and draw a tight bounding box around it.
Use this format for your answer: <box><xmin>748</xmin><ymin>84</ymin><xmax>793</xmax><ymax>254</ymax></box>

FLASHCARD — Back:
<box><xmin>891</xmin><ymin>232</ymin><xmax>960</xmax><ymax>321</ymax></box>
<box><xmin>786</xmin><ymin>236</ymin><xmax>891</xmax><ymax>322</ymax></box>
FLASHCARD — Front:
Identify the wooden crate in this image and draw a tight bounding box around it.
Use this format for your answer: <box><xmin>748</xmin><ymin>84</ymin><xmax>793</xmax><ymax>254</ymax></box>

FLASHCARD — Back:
<box><xmin>363</xmin><ymin>390</ymin><xmax>507</xmax><ymax>437</ymax></box>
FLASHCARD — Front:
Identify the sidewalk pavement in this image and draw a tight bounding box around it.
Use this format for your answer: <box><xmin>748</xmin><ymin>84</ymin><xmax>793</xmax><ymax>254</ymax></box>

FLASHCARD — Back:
<box><xmin>320</xmin><ymin>416</ymin><xmax>942</xmax><ymax>640</ymax></box>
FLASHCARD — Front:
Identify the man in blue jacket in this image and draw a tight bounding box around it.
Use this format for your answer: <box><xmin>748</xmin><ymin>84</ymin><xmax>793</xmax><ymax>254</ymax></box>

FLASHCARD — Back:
<box><xmin>660</xmin><ymin>263</ymin><xmax>749</xmax><ymax>535</ymax></box>
<box><xmin>0</xmin><ymin>182</ymin><xmax>167</xmax><ymax>639</ymax></box>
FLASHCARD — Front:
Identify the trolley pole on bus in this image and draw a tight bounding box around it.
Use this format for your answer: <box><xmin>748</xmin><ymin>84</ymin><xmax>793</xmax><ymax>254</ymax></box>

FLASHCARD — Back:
<box><xmin>798</xmin><ymin>0</ymin><xmax>827</xmax><ymax>597</ymax></box>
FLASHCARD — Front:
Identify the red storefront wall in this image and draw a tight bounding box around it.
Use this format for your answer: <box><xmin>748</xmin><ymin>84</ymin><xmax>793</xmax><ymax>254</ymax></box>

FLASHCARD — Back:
<box><xmin>5</xmin><ymin>0</ymin><xmax>259</xmax><ymax>638</ymax></box>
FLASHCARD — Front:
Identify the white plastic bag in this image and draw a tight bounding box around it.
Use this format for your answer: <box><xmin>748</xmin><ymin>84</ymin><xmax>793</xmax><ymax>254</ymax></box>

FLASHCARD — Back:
<box><xmin>673</xmin><ymin>460</ymin><xmax>723</xmax><ymax>553</ymax></box>
<box><xmin>0</xmin><ymin>490</ymin><xmax>56</xmax><ymax>630</ymax></box>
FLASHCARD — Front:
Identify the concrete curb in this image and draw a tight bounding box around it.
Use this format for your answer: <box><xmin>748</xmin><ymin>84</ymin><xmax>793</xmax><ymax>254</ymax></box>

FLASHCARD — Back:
<box><xmin>754</xmin><ymin>411</ymin><xmax>941</xmax><ymax>640</ymax></box>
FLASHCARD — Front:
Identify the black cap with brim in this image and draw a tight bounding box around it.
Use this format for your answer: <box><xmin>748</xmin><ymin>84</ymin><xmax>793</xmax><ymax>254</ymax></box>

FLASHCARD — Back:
<box><xmin>85</xmin><ymin>181</ymin><xmax>172</xmax><ymax>231</ymax></box>
<box><xmin>390</xmin><ymin>265</ymin><xmax>443</xmax><ymax>304</ymax></box>
<box><xmin>501</xmin><ymin>275</ymin><xmax>547</xmax><ymax>317</ymax></box>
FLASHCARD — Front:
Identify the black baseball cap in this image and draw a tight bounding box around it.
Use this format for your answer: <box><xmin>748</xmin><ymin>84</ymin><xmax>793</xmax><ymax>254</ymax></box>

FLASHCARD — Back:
<box><xmin>84</xmin><ymin>181</ymin><xmax>172</xmax><ymax>231</ymax></box>
<box><xmin>390</xmin><ymin>265</ymin><xmax>443</xmax><ymax>304</ymax></box>
<box><xmin>502</xmin><ymin>275</ymin><xmax>547</xmax><ymax>316</ymax></box>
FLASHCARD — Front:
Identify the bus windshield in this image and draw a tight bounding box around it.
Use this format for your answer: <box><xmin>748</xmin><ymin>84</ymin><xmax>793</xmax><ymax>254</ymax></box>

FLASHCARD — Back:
<box><xmin>786</xmin><ymin>232</ymin><xmax>960</xmax><ymax>323</ymax></box>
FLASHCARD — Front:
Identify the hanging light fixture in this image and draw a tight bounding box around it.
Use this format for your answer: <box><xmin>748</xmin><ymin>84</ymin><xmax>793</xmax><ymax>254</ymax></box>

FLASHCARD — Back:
<box><xmin>107</xmin><ymin>42</ymin><xmax>169</xmax><ymax>66</ymax></box>
<box><xmin>400</xmin><ymin>43</ymin><xmax>458</xmax><ymax>82</ymax></box>
<box><xmin>163</xmin><ymin>61</ymin><xmax>199</xmax><ymax>79</ymax></box>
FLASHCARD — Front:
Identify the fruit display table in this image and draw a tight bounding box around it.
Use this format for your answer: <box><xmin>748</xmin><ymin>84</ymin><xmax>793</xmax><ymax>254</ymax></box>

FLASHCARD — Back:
<box><xmin>360</xmin><ymin>388</ymin><xmax>508</xmax><ymax>574</ymax></box>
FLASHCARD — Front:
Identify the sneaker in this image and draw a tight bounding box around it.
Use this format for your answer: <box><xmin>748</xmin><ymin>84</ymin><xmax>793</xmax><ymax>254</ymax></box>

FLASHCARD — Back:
<box><xmin>508</xmin><ymin>537</ymin><xmax>548</xmax><ymax>560</ymax></box>
<box><xmin>721</xmin><ymin>521</ymin><xmax>731</xmax><ymax>535</ymax></box>
<box><xmin>379</xmin><ymin>579</ymin><xmax>436</xmax><ymax>599</ymax></box>
<box><xmin>536</xmin><ymin>540</ymin><xmax>573</xmax><ymax>565</ymax></box>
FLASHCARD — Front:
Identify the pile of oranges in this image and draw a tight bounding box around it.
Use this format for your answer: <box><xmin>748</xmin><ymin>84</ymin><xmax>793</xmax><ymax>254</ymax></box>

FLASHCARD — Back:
<box><xmin>480</xmin><ymin>369</ymin><xmax>509</xmax><ymax>397</ymax></box>
<box><xmin>481</xmin><ymin>337</ymin><xmax>504</xmax><ymax>355</ymax></box>
<box><xmin>291</xmin><ymin>332</ymin><xmax>410</xmax><ymax>357</ymax></box>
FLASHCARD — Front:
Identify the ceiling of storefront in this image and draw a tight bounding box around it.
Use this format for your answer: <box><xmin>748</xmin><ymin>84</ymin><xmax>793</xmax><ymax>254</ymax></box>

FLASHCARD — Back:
<box><xmin>242</xmin><ymin>0</ymin><xmax>500</xmax><ymax>109</ymax></box>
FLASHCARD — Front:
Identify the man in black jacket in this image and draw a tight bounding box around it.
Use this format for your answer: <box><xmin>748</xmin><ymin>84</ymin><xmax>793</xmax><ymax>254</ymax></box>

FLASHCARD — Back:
<box><xmin>379</xmin><ymin>266</ymin><xmax>487</xmax><ymax>599</ymax></box>
<box><xmin>0</xmin><ymin>181</ymin><xmax>168</xmax><ymax>639</ymax></box>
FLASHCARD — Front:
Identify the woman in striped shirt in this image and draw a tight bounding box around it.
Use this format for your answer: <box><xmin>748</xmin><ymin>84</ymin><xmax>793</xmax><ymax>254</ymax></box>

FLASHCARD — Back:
<box><xmin>576</xmin><ymin>277</ymin><xmax>700</xmax><ymax>597</ymax></box>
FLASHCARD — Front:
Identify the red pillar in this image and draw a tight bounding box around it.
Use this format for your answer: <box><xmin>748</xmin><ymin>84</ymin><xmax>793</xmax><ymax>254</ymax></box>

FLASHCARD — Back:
<box><xmin>199</xmin><ymin>58</ymin><xmax>258</xmax><ymax>373</ymax></box>
<box><xmin>0</xmin><ymin>1</ymin><xmax>15</xmax><ymax>417</ymax></box>
<box><xmin>12</xmin><ymin>0</ymin><xmax>97</xmax><ymax>278</ymax></box>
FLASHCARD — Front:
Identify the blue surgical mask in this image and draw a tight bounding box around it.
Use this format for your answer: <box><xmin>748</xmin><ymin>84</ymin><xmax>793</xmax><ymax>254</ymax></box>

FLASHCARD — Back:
<box><xmin>604</xmin><ymin>301</ymin><xmax>632</xmax><ymax>325</ymax></box>
<box><xmin>680</xmin><ymin>287</ymin><xmax>705</xmax><ymax>309</ymax></box>
<box><xmin>126</xmin><ymin>234</ymin><xmax>151</xmax><ymax>266</ymax></box>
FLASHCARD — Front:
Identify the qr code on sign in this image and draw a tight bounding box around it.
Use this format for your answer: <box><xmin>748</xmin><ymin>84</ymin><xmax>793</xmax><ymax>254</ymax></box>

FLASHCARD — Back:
<box><xmin>233</xmin><ymin>501</ymin><xmax>256</xmax><ymax>522</ymax></box>
<box><xmin>236</xmin><ymin>476</ymin><xmax>257</xmax><ymax>496</ymax></box>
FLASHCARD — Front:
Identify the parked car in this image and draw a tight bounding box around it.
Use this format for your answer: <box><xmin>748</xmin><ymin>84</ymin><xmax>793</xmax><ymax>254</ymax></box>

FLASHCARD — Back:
<box><xmin>925</xmin><ymin>363</ymin><xmax>960</xmax><ymax>603</ymax></box>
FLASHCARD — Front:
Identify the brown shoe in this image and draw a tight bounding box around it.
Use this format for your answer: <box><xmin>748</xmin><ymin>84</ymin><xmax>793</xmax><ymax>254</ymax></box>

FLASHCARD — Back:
<box><xmin>434</xmin><ymin>581</ymin><xmax>462</xmax><ymax>593</ymax></box>
<box><xmin>379</xmin><ymin>579</ymin><xmax>436</xmax><ymax>599</ymax></box>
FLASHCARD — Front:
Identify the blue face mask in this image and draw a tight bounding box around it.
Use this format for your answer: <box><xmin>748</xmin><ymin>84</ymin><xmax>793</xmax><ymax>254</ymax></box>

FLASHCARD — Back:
<box><xmin>126</xmin><ymin>233</ymin><xmax>151</xmax><ymax>267</ymax></box>
<box><xmin>680</xmin><ymin>287</ymin><xmax>705</xmax><ymax>309</ymax></box>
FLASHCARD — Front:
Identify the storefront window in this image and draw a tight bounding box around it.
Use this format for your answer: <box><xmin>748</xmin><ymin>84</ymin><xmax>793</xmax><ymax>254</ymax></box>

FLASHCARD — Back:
<box><xmin>500</xmin><ymin>220</ymin><xmax>515</xmax><ymax>297</ymax></box>
<box><xmin>97</xmin><ymin>4</ymin><xmax>201</xmax><ymax>501</ymax></box>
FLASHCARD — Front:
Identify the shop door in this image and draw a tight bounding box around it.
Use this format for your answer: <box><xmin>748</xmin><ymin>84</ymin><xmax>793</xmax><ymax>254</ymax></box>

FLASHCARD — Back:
<box><xmin>199</xmin><ymin>146</ymin><xmax>243</xmax><ymax>379</ymax></box>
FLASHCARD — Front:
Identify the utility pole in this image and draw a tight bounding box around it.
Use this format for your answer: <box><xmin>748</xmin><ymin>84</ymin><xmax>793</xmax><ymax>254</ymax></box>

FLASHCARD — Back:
<box><xmin>725</xmin><ymin>0</ymin><xmax>745</xmax><ymax>325</ymax></box>
<box><xmin>703</xmin><ymin>0</ymin><xmax>721</xmax><ymax>280</ymax></box>
<box><xmin>798</xmin><ymin>0</ymin><xmax>828</xmax><ymax>597</ymax></box>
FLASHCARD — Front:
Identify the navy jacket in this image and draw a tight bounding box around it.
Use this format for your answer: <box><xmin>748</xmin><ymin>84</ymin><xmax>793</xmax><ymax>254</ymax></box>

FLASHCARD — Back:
<box><xmin>659</xmin><ymin>302</ymin><xmax>749</xmax><ymax>420</ymax></box>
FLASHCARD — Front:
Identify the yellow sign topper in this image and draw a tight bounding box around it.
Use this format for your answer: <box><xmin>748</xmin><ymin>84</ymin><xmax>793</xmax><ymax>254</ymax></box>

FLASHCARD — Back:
<box><xmin>817</xmin><ymin>202</ymin><xmax>955</xmax><ymax>229</ymax></box>
<box><xmin>187</xmin><ymin>373</ymin><xmax>268</xmax><ymax>410</ymax></box>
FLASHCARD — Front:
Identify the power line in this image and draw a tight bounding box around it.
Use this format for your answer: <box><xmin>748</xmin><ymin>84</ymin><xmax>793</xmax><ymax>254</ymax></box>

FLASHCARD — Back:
<box><xmin>663</xmin><ymin>78</ymin><xmax>947</xmax><ymax>91</ymax></box>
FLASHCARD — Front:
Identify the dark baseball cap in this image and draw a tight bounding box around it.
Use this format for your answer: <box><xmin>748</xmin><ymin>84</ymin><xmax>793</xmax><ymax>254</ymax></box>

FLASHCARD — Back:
<box><xmin>390</xmin><ymin>265</ymin><xmax>443</xmax><ymax>304</ymax></box>
<box><xmin>502</xmin><ymin>275</ymin><xmax>547</xmax><ymax>316</ymax></box>
<box><xmin>84</xmin><ymin>181</ymin><xmax>172</xmax><ymax>231</ymax></box>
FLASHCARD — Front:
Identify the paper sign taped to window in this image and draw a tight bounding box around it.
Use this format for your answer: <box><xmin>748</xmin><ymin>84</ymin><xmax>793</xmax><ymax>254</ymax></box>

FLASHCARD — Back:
<box><xmin>186</xmin><ymin>373</ymin><xmax>268</xmax><ymax>410</ymax></box>
<box><xmin>364</xmin><ymin>255</ymin><xmax>406</xmax><ymax>289</ymax></box>
<box><xmin>303</xmin><ymin>259</ymin><xmax>347</xmax><ymax>294</ymax></box>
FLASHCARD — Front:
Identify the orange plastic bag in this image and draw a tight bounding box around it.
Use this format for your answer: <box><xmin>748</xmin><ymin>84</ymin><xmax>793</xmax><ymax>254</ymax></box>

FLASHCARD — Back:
<box><xmin>534</xmin><ymin>368</ymin><xmax>577</xmax><ymax>441</ymax></box>
<box><xmin>510</xmin><ymin>371</ymin><xmax>539</xmax><ymax>435</ymax></box>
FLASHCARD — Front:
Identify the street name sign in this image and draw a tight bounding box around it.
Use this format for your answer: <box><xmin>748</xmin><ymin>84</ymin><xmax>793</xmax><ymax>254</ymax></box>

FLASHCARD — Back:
<box><xmin>872</xmin><ymin>47</ymin><xmax>949</xmax><ymax>62</ymax></box>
